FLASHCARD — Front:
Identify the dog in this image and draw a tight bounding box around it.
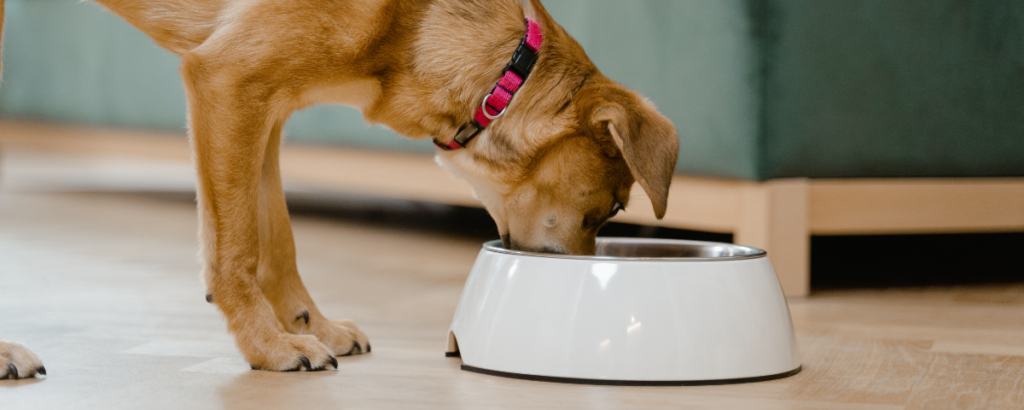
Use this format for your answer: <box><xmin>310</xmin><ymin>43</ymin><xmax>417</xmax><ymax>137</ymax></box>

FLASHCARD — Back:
<box><xmin>0</xmin><ymin>0</ymin><xmax>679</xmax><ymax>378</ymax></box>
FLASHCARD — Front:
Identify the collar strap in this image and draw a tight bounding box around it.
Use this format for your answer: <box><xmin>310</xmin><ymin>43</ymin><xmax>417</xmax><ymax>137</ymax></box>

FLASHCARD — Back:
<box><xmin>434</xmin><ymin>18</ymin><xmax>543</xmax><ymax>151</ymax></box>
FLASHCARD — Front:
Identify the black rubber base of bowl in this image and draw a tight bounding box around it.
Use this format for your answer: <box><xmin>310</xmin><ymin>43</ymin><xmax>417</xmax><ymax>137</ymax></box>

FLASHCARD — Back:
<box><xmin>460</xmin><ymin>364</ymin><xmax>802</xmax><ymax>387</ymax></box>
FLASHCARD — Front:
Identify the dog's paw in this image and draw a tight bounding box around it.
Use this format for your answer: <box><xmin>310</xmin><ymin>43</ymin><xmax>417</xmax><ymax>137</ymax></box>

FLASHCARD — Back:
<box><xmin>246</xmin><ymin>333</ymin><xmax>338</xmax><ymax>372</ymax></box>
<box><xmin>311</xmin><ymin>319</ymin><xmax>370</xmax><ymax>357</ymax></box>
<box><xmin>0</xmin><ymin>340</ymin><xmax>46</xmax><ymax>380</ymax></box>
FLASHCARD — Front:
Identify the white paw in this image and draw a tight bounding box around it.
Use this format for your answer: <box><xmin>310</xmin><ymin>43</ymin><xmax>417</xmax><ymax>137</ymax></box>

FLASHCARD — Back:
<box><xmin>0</xmin><ymin>340</ymin><xmax>46</xmax><ymax>380</ymax></box>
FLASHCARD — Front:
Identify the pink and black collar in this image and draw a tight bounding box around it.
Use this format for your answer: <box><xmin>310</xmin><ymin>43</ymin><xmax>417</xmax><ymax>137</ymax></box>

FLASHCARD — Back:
<box><xmin>433</xmin><ymin>18</ymin><xmax>543</xmax><ymax>151</ymax></box>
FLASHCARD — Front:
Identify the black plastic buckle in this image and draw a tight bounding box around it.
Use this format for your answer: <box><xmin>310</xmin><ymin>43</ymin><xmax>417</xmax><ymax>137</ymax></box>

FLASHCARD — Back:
<box><xmin>506</xmin><ymin>37</ymin><xmax>538</xmax><ymax>80</ymax></box>
<box><xmin>453</xmin><ymin>121</ymin><xmax>484</xmax><ymax>147</ymax></box>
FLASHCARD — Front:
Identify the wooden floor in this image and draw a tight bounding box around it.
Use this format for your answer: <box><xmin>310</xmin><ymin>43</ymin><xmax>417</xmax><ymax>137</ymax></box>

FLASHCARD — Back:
<box><xmin>2</xmin><ymin>140</ymin><xmax>1024</xmax><ymax>409</ymax></box>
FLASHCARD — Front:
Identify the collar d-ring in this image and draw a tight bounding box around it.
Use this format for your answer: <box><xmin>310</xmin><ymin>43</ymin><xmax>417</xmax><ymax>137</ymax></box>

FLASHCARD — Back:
<box><xmin>481</xmin><ymin>93</ymin><xmax>506</xmax><ymax>120</ymax></box>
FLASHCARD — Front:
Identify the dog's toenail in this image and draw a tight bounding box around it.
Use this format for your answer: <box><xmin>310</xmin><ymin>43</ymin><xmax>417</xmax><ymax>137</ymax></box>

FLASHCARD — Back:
<box><xmin>295</xmin><ymin>310</ymin><xmax>309</xmax><ymax>325</ymax></box>
<box><xmin>299</xmin><ymin>356</ymin><xmax>311</xmax><ymax>371</ymax></box>
<box><xmin>36</xmin><ymin>366</ymin><xmax>46</xmax><ymax>376</ymax></box>
<box><xmin>206</xmin><ymin>294</ymin><xmax>213</xmax><ymax>303</ymax></box>
<box><xmin>329</xmin><ymin>356</ymin><xmax>338</xmax><ymax>369</ymax></box>
<box><xmin>366</xmin><ymin>343</ymin><xmax>371</xmax><ymax>353</ymax></box>
<box><xmin>250</xmin><ymin>365</ymin><xmax>260</xmax><ymax>371</ymax></box>
<box><xmin>8</xmin><ymin>364</ymin><xmax>18</xmax><ymax>379</ymax></box>
<box><xmin>350</xmin><ymin>342</ymin><xmax>362</xmax><ymax>355</ymax></box>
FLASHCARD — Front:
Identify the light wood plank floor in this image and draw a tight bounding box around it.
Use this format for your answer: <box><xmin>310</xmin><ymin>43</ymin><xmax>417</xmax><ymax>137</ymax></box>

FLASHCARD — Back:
<box><xmin>2</xmin><ymin>144</ymin><xmax>1024</xmax><ymax>409</ymax></box>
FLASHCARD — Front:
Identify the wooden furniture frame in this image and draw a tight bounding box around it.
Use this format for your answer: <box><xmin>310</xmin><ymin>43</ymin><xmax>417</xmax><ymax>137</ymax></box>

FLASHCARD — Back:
<box><xmin>630</xmin><ymin>176</ymin><xmax>1024</xmax><ymax>297</ymax></box>
<box><xmin>2</xmin><ymin>121</ymin><xmax>1022</xmax><ymax>297</ymax></box>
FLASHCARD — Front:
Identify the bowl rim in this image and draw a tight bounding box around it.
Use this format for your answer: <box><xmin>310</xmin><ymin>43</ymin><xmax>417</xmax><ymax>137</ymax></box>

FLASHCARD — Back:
<box><xmin>482</xmin><ymin>237</ymin><xmax>767</xmax><ymax>262</ymax></box>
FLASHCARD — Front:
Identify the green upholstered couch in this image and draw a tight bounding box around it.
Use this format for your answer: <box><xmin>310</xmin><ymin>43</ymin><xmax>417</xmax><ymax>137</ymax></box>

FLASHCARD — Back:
<box><xmin>6</xmin><ymin>0</ymin><xmax>1020</xmax><ymax>180</ymax></box>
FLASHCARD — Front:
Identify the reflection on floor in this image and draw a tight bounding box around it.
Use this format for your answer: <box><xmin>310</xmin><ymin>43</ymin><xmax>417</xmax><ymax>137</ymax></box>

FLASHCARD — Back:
<box><xmin>2</xmin><ymin>147</ymin><xmax>1023</xmax><ymax>409</ymax></box>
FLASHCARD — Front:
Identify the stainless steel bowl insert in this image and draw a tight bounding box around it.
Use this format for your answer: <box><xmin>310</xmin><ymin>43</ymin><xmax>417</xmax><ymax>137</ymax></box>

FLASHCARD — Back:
<box><xmin>483</xmin><ymin>237</ymin><xmax>767</xmax><ymax>261</ymax></box>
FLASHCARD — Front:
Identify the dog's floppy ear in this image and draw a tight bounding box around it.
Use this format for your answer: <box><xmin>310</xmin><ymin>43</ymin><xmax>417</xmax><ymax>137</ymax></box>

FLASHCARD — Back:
<box><xmin>592</xmin><ymin>94</ymin><xmax>679</xmax><ymax>219</ymax></box>
<box><xmin>525</xmin><ymin>0</ymin><xmax>552</xmax><ymax>25</ymax></box>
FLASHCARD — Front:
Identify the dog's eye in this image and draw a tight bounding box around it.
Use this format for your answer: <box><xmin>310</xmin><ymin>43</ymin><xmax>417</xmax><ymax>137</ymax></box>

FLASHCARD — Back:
<box><xmin>608</xmin><ymin>201</ymin><xmax>624</xmax><ymax>218</ymax></box>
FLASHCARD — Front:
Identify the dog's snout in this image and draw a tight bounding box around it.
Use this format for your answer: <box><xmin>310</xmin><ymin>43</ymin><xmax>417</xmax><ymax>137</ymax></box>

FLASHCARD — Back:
<box><xmin>505</xmin><ymin>236</ymin><xmax>566</xmax><ymax>255</ymax></box>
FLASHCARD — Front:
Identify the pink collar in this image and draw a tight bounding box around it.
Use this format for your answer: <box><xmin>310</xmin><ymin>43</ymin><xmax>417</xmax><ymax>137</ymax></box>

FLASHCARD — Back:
<box><xmin>434</xmin><ymin>18</ymin><xmax>543</xmax><ymax>151</ymax></box>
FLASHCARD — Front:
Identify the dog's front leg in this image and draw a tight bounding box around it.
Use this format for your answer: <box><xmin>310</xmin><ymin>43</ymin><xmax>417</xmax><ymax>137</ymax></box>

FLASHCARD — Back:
<box><xmin>182</xmin><ymin>54</ymin><xmax>335</xmax><ymax>372</ymax></box>
<box><xmin>256</xmin><ymin>124</ymin><xmax>369</xmax><ymax>356</ymax></box>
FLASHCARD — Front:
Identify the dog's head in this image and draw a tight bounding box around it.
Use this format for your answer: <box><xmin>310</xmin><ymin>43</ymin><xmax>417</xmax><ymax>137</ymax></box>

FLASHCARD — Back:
<box><xmin>436</xmin><ymin>0</ymin><xmax>679</xmax><ymax>255</ymax></box>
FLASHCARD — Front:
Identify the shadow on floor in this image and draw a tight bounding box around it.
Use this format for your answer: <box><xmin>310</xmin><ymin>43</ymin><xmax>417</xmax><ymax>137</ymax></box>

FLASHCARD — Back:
<box><xmin>811</xmin><ymin>233</ymin><xmax>1024</xmax><ymax>290</ymax></box>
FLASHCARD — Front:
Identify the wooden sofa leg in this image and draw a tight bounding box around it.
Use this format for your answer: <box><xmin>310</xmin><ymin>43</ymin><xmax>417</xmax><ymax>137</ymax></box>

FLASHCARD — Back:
<box><xmin>735</xmin><ymin>178</ymin><xmax>810</xmax><ymax>297</ymax></box>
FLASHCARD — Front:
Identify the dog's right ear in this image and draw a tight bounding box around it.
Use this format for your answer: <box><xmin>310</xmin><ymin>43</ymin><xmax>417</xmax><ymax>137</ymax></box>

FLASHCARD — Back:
<box><xmin>589</xmin><ymin>90</ymin><xmax>679</xmax><ymax>219</ymax></box>
<box><xmin>525</xmin><ymin>0</ymin><xmax>553</xmax><ymax>26</ymax></box>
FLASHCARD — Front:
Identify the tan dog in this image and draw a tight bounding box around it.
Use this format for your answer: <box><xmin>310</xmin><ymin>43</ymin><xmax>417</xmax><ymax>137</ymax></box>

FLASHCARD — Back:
<box><xmin>0</xmin><ymin>0</ymin><xmax>678</xmax><ymax>377</ymax></box>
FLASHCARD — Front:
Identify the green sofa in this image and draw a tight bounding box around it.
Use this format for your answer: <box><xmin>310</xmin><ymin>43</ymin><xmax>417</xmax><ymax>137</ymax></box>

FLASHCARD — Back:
<box><xmin>3</xmin><ymin>0</ymin><xmax>1022</xmax><ymax>179</ymax></box>
<box><xmin>4</xmin><ymin>0</ymin><xmax>1022</xmax><ymax>179</ymax></box>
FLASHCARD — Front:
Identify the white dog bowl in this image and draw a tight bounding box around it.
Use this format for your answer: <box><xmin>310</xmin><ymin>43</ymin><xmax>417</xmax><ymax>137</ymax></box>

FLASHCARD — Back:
<box><xmin>446</xmin><ymin>238</ymin><xmax>801</xmax><ymax>385</ymax></box>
